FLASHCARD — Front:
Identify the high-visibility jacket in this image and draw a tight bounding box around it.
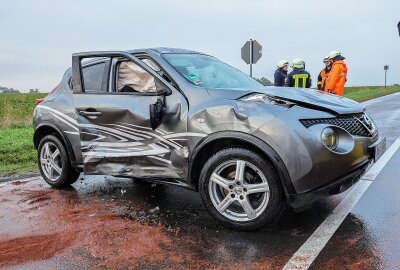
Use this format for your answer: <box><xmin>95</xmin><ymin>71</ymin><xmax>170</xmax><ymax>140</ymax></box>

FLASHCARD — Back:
<box><xmin>285</xmin><ymin>68</ymin><xmax>312</xmax><ymax>88</ymax></box>
<box><xmin>317</xmin><ymin>67</ymin><xmax>331</xmax><ymax>91</ymax></box>
<box><xmin>324</xmin><ymin>60</ymin><xmax>348</xmax><ymax>96</ymax></box>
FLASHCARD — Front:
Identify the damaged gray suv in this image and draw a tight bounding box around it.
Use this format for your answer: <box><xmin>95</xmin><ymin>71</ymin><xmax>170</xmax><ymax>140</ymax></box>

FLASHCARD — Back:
<box><xmin>33</xmin><ymin>48</ymin><xmax>386</xmax><ymax>230</ymax></box>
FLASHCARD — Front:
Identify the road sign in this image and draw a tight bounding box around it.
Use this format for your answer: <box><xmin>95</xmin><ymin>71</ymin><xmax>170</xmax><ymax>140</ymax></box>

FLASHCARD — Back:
<box><xmin>241</xmin><ymin>39</ymin><xmax>262</xmax><ymax>77</ymax></box>
<box><xmin>241</xmin><ymin>41</ymin><xmax>251</xmax><ymax>64</ymax></box>
<box><xmin>252</xmin><ymin>40</ymin><xmax>262</xmax><ymax>64</ymax></box>
<box><xmin>384</xmin><ymin>65</ymin><xmax>389</xmax><ymax>91</ymax></box>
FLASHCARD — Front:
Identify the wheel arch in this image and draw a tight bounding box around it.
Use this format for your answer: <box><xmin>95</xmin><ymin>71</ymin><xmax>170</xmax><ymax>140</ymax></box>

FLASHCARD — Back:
<box><xmin>33</xmin><ymin>122</ymin><xmax>77</xmax><ymax>163</ymax></box>
<box><xmin>188</xmin><ymin>131</ymin><xmax>295</xmax><ymax>197</ymax></box>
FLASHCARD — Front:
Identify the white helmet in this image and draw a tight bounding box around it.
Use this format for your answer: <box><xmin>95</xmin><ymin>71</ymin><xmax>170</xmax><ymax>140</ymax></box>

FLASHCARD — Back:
<box><xmin>328</xmin><ymin>50</ymin><xmax>341</xmax><ymax>59</ymax></box>
<box><xmin>277</xmin><ymin>60</ymin><xmax>289</xmax><ymax>68</ymax></box>
<box><xmin>291</xmin><ymin>58</ymin><xmax>305</xmax><ymax>69</ymax></box>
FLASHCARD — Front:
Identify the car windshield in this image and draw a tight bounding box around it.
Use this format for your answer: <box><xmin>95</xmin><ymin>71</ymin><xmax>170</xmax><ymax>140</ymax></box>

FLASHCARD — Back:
<box><xmin>163</xmin><ymin>53</ymin><xmax>262</xmax><ymax>89</ymax></box>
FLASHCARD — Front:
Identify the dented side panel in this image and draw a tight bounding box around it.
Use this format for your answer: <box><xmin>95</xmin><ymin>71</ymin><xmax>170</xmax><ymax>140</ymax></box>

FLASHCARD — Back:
<box><xmin>73</xmin><ymin>89</ymin><xmax>197</xmax><ymax>179</ymax></box>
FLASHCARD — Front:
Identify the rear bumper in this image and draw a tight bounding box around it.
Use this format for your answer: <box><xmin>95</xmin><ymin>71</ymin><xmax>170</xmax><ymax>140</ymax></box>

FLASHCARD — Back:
<box><xmin>287</xmin><ymin>158</ymin><xmax>372</xmax><ymax>211</ymax></box>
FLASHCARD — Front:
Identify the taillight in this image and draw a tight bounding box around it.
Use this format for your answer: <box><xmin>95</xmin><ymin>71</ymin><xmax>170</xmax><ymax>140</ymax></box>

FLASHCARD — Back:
<box><xmin>34</xmin><ymin>99</ymin><xmax>43</xmax><ymax>106</ymax></box>
<box><xmin>35</xmin><ymin>83</ymin><xmax>60</xmax><ymax>106</ymax></box>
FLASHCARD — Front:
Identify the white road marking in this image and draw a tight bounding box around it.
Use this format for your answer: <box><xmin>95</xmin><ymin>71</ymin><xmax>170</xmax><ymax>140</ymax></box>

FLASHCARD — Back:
<box><xmin>361</xmin><ymin>92</ymin><xmax>400</xmax><ymax>106</ymax></box>
<box><xmin>283</xmin><ymin>137</ymin><xmax>400</xmax><ymax>270</ymax></box>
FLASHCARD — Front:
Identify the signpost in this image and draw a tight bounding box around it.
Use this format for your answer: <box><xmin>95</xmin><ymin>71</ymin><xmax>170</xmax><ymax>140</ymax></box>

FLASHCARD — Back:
<box><xmin>241</xmin><ymin>39</ymin><xmax>262</xmax><ymax>77</ymax></box>
<box><xmin>384</xmin><ymin>65</ymin><xmax>389</xmax><ymax>91</ymax></box>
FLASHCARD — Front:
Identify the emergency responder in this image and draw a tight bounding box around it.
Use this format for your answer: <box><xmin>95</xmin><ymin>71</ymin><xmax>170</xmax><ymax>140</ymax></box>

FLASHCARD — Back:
<box><xmin>324</xmin><ymin>51</ymin><xmax>348</xmax><ymax>96</ymax></box>
<box><xmin>274</xmin><ymin>60</ymin><xmax>289</xmax><ymax>87</ymax></box>
<box><xmin>317</xmin><ymin>57</ymin><xmax>332</xmax><ymax>91</ymax></box>
<box><xmin>285</xmin><ymin>58</ymin><xmax>312</xmax><ymax>88</ymax></box>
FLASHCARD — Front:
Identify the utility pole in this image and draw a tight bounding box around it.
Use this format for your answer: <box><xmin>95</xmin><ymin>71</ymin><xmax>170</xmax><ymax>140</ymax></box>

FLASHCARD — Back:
<box><xmin>384</xmin><ymin>65</ymin><xmax>389</xmax><ymax>91</ymax></box>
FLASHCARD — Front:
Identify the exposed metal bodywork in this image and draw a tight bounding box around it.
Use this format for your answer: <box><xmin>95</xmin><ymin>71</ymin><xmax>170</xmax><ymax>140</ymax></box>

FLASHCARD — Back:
<box><xmin>33</xmin><ymin>48</ymin><xmax>382</xmax><ymax>209</ymax></box>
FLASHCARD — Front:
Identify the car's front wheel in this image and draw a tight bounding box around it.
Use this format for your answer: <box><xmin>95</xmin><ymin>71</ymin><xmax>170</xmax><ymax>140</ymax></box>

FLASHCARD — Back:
<box><xmin>199</xmin><ymin>148</ymin><xmax>283</xmax><ymax>230</ymax></box>
<box><xmin>38</xmin><ymin>135</ymin><xmax>80</xmax><ymax>188</ymax></box>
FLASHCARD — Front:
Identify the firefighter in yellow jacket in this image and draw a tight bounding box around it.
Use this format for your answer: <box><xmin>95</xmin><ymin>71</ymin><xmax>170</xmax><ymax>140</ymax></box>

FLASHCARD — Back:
<box><xmin>317</xmin><ymin>57</ymin><xmax>331</xmax><ymax>91</ymax></box>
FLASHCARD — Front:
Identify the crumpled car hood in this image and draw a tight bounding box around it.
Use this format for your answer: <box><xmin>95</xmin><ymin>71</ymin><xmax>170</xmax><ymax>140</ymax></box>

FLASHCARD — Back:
<box><xmin>206</xmin><ymin>86</ymin><xmax>365</xmax><ymax>115</ymax></box>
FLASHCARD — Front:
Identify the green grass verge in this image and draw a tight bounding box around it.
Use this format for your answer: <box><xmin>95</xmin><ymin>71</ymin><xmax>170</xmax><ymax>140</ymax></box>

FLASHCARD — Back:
<box><xmin>0</xmin><ymin>126</ymin><xmax>38</xmax><ymax>177</ymax></box>
<box><xmin>344</xmin><ymin>85</ymin><xmax>400</xmax><ymax>102</ymax></box>
<box><xmin>0</xmin><ymin>93</ymin><xmax>47</xmax><ymax>128</ymax></box>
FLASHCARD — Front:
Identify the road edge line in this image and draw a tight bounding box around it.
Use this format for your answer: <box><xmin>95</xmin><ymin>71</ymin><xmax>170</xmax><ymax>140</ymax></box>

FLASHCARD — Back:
<box><xmin>282</xmin><ymin>138</ymin><xmax>400</xmax><ymax>270</ymax></box>
<box><xmin>361</xmin><ymin>92</ymin><xmax>400</xmax><ymax>105</ymax></box>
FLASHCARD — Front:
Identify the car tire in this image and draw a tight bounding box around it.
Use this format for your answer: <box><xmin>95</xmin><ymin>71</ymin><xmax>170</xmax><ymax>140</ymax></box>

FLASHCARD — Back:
<box><xmin>199</xmin><ymin>148</ymin><xmax>284</xmax><ymax>231</ymax></box>
<box><xmin>38</xmin><ymin>135</ymin><xmax>80</xmax><ymax>188</ymax></box>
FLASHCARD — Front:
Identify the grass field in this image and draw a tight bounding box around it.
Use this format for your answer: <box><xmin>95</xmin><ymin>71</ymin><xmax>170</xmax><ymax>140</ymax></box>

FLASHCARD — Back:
<box><xmin>0</xmin><ymin>86</ymin><xmax>399</xmax><ymax>177</ymax></box>
<box><xmin>0</xmin><ymin>93</ymin><xmax>46</xmax><ymax>176</ymax></box>
<box><xmin>0</xmin><ymin>93</ymin><xmax>47</xmax><ymax>128</ymax></box>
<box><xmin>0</xmin><ymin>127</ymin><xmax>37</xmax><ymax>176</ymax></box>
<box><xmin>344</xmin><ymin>85</ymin><xmax>400</xmax><ymax>102</ymax></box>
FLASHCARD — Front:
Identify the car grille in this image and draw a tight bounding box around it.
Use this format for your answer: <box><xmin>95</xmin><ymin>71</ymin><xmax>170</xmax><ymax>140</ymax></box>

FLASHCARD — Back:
<box><xmin>300</xmin><ymin>113</ymin><xmax>375</xmax><ymax>137</ymax></box>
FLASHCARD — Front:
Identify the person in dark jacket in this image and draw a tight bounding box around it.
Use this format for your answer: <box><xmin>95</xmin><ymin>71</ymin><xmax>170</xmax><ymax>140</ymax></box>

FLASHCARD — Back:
<box><xmin>285</xmin><ymin>58</ymin><xmax>312</xmax><ymax>88</ymax></box>
<box><xmin>274</xmin><ymin>60</ymin><xmax>289</xmax><ymax>87</ymax></box>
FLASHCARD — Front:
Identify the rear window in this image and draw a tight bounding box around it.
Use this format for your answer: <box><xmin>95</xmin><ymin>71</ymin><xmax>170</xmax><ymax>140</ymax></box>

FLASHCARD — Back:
<box><xmin>82</xmin><ymin>62</ymin><xmax>106</xmax><ymax>92</ymax></box>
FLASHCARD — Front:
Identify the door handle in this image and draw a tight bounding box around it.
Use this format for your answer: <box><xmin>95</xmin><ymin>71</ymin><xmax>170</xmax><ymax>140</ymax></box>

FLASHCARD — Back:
<box><xmin>78</xmin><ymin>110</ymin><xmax>103</xmax><ymax>117</ymax></box>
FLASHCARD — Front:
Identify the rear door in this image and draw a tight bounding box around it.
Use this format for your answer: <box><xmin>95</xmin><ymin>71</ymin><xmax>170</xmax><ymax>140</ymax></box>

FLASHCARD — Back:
<box><xmin>72</xmin><ymin>52</ymin><xmax>190</xmax><ymax>179</ymax></box>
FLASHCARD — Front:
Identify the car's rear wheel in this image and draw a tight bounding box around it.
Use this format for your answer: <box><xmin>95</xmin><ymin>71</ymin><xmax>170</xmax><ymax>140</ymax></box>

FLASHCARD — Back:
<box><xmin>199</xmin><ymin>148</ymin><xmax>283</xmax><ymax>231</ymax></box>
<box><xmin>38</xmin><ymin>135</ymin><xmax>80</xmax><ymax>188</ymax></box>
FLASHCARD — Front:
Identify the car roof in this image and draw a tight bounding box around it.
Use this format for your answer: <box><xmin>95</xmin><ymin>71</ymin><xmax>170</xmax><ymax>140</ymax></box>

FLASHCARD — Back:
<box><xmin>77</xmin><ymin>48</ymin><xmax>210</xmax><ymax>67</ymax></box>
<box><xmin>128</xmin><ymin>47</ymin><xmax>207</xmax><ymax>56</ymax></box>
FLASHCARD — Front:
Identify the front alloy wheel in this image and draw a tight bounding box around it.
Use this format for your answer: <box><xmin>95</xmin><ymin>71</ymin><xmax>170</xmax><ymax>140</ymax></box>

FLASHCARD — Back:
<box><xmin>200</xmin><ymin>148</ymin><xmax>283</xmax><ymax>230</ymax></box>
<box><xmin>209</xmin><ymin>160</ymin><xmax>270</xmax><ymax>221</ymax></box>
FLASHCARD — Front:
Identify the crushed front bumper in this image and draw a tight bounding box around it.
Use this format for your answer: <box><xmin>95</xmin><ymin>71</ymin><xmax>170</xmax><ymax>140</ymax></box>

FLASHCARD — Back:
<box><xmin>287</xmin><ymin>158</ymin><xmax>372</xmax><ymax>211</ymax></box>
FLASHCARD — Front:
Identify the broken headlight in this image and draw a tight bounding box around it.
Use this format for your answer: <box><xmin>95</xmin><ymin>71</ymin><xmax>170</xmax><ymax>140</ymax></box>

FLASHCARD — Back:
<box><xmin>239</xmin><ymin>93</ymin><xmax>296</xmax><ymax>108</ymax></box>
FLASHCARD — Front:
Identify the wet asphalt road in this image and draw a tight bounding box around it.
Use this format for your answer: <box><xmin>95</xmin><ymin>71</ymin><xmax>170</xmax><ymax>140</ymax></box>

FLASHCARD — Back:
<box><xmin>1</xmin><ymin>93</ymin><xmax>399</xmax><ymax>269</ymax></box>
<box><xmin>310</xmin><ymin>93</ymin><xmax>400</xmax><ymax>270</ymax></box>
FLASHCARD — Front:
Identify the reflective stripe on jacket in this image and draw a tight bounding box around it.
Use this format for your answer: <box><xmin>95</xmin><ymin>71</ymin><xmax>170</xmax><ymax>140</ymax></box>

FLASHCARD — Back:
<box><xmin>324</xmin><ymin>60</ymin><xmax>348</xmax><ymax>96</ymax></box>
<box><xmin>285</xmin><ymin>68</ymin><xmax>312</xmax><ymax>88</ymax></box>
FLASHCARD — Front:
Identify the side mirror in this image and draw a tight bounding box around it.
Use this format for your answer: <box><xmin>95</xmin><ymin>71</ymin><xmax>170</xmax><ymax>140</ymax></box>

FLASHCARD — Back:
<box><xmin>149</xmin><ymin>96</ymin><xmax>165</xmax><ymax>130</ymax></box>
<box><xmin>398</xmin><ymin>21</ymin><xmax>400</xmax><ymax>37</ymax></box>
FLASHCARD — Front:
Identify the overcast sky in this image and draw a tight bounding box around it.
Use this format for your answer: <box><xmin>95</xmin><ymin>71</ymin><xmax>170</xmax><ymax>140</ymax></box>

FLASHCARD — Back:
<box><xmin>1</xmin><ymin>0</ymin><xmax>399</xmax><ymax>92</ymax></box>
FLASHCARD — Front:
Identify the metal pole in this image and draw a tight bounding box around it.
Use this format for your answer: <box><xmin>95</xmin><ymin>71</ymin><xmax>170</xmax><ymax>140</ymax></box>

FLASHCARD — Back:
<box><xmin>385</xmin><ymin>69</ymin><xmax>387</xmax><ymax>92</ymax></box>
<box><xmin>249</xmin><ymin>39</ymin><xmax>253</xmax><ymax>77</ymax></box>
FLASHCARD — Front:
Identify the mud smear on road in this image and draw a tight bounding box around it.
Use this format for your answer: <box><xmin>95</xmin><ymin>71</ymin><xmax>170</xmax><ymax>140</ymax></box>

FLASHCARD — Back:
<box><xmin>0</xmin><ymin>179</ymin><xmax>288</xmax><ymax>269</ymax></box>
<box><xmin>0</xmin><ymin>233</ymin><xmax>75</xmax><ymax>266</ymax></box>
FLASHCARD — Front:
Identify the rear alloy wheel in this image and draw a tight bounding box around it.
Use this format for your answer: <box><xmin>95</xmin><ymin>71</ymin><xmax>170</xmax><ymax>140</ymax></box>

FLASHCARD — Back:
<box><xmin>38</xmin><ymin>135</ymin><xmax>80</xmax><ymax>188</ymax></box>
<box><xmin>40</xmin><ymin>141</ymin><xmax>62</xmax><ymax>182</ymax></box>
<box><xmin>199</xmin><ymin>148</ymin><xmax>283</xmax><ymax>230</ymax></box>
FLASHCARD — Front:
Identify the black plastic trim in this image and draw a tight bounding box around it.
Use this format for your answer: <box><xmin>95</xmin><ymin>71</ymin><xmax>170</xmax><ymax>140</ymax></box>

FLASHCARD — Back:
<box><xmin>288</xmin><ymin>159</ymin><xmax>371</xmax><ymax>210</ymax></box>
<box><xmin>33</xmin><ymin>122</ymin><xmax>77</xmax><ymax>164</ymax></box>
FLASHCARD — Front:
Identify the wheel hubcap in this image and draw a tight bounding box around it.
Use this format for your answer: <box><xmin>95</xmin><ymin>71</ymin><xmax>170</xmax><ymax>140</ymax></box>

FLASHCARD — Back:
<box><xmin>40</xmin><ymin>142</ymin><xmax>62</xmax><ymax>182</ymax></box>
<box><xmin>208</xmin><ymin>160</ymin><xmax>270</xmax><ymax>222</ymax></box>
